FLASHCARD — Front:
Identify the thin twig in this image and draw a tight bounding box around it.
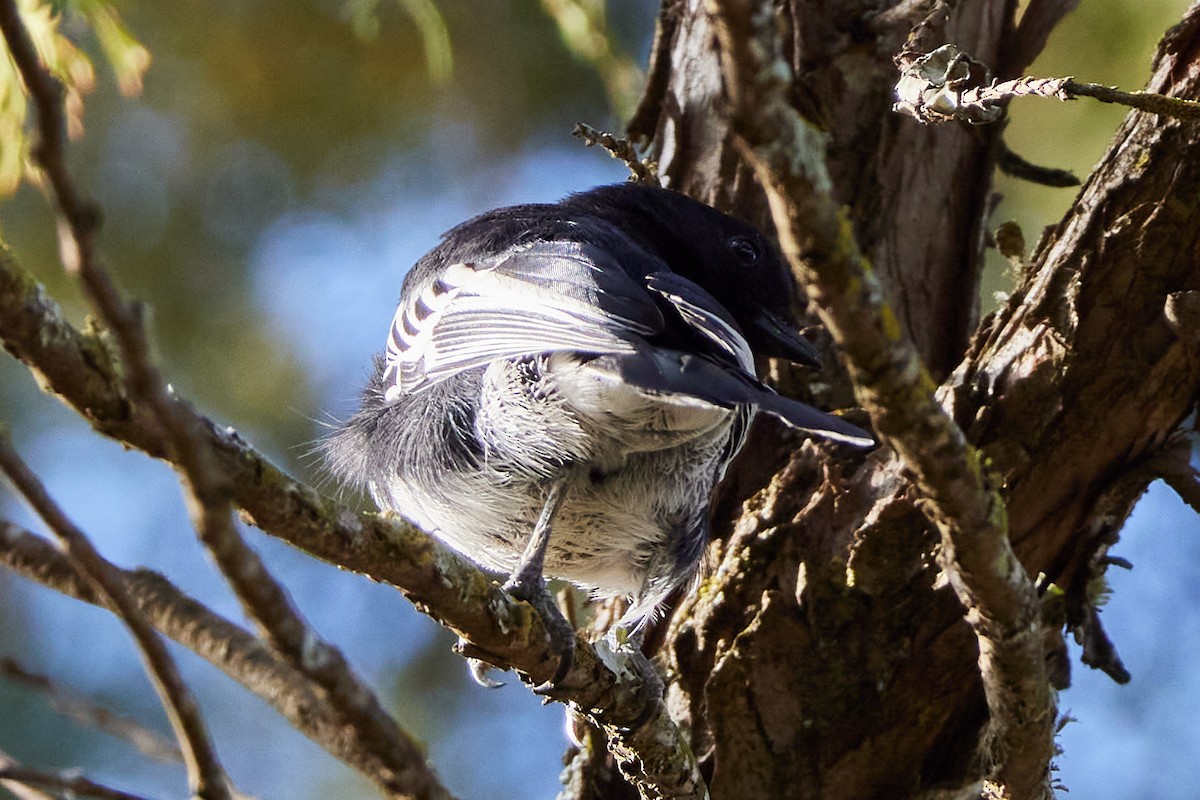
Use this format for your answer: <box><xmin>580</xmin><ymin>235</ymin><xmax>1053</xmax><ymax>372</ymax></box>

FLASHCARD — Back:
<box><xmin>705</xmin><ymin>1</ymin><xmax>1055</xmax><ymax>797</ymax></box>
<box><xmin>0</xmin><ymin>518</ymin><xmax>443</xmax><ymax>794</ymax></box>
<box><xmin>1063</xmin><ymin>78</ymin><xmax>1200</xmax><ymax>119</ymax></box>
<box><xmin>0</xmin><ymin>434</ymin><xmax>231</xmax><ymax>800</ymax></box>
<box><xmin>0</xmin><ymin>764</ymin><xmax>153</xmax><ymax>800</ymax></box>
<box><xmin>573</xmin><ymin>122</ymin><xmax>660</xmax><ymax>185</ymax></box>
<box><xmin>0</xmin><ymin>7</ymin><xmax>449</xmax><ymax>799</ymax></box>
<box><xmin>0</xmin><ymin>749</ymin><xmax>57</xmax><ymax>800</ymax></box>
<box><xmin>961</xmin><ymin>75</ymin><xmax>1200</xmax><ymax>121</ymax></box>
<box><xmin>0</xmin><ymin>657</ymin><xmax>183</xmax><ymax>763</ymax></box>
<box><xmin>895</xmin><ymin>43</ymin><xmax>1200</xmax><ymax>125</ymax></box>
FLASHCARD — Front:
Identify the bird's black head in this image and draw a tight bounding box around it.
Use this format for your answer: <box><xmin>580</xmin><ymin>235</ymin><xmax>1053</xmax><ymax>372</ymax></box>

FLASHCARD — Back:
<box><xmin>562</xmin><ymin>184</ymin><xmax>820</xmax><ymax>368</ymax></box>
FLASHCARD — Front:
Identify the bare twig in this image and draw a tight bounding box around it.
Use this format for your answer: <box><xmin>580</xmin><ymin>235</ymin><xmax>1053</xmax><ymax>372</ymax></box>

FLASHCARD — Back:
<box><xmin>895</xmin><ymin>44</ymin><xmax>1200</xmax><ymax>125</ymax></box>
<box><xmin>0</xmin><ymin>657</ymin><xmax>182</xmax><ymax>763</ymax></box>
<box><xmin>0</xmin><ymin>519</ymin><xmax>437</xmax><ymax>794</ymax></box>
<box><xmin>997</xmin><ymin>142</ymin><xmax>1079</xmax><ymax>187</ymax></box>
<box><xmin>0</xmin><ymin>7</ymin><xmax>450</xmax><ymax>799</ymax></box>
<box><xmin>573</xmin><ymin>122</ymin><xmax>660</xmax><ymax>185</ymax></box>
<box><xmin>0</xmin><ymin>762</ymin><xmax>153</xmax><ymax>800</ymax></box>
<box><xmin>705</xmin><ymin>1</ymin><xmax>1055</xmax><ymax>797</ymax></box>
<box><xmin>986</xmin><ymin>77</ymin><xmax>1200</xmax><ymax>120</ymax></box>
<box><xmin>0</xmin><ymin>434</ymin><xmax>231</xmax><ymax>800</ymax></box>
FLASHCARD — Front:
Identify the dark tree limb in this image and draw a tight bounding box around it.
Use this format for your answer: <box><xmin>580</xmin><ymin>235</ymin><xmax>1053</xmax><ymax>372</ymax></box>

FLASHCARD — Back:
<box><xmin>703</xmin><ymin>1</ymin><xmax>1055</xmax><ymax>797</ymax></box>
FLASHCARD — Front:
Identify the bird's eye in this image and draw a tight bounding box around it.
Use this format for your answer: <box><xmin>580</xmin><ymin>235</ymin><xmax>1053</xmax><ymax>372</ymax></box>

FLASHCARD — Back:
<box><xmin>728</xmin><ymin>235</ymin><xmax>760</xmax><ymax>265</ymax></box>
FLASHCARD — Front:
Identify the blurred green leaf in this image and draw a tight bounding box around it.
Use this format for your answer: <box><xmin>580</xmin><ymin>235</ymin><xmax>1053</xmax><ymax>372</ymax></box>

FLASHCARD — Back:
<box><xmin>343</xmin><ymin>0</ymin><xmax>452</xmax><ymax>85</ymax></box>
<box><xmin>0</xmin><ymin>33</ymin><xmax>31</xmax><ymax>195</ymax></box>
<box><xmin>73</xmin><ymin>0</ymin><xmax>151</xmax><ymax>96</ymax></box>
<box><xmin>541</xmin><ymin>0</ymin><xmax>642</xmax><ymax>119</ymax></box>
<box><xmin>396</xmin><ymin>0</ymin><xmax>452</xmax><ymax>85</ymax></box>
<box><xmin>0</xmin><ymin>0</ymin><xmax>150</xmax><ymax>198</ymax></box>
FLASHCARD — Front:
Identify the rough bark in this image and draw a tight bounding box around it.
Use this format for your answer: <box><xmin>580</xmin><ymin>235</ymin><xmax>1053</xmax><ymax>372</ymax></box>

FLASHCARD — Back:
<box><xmin>626</xmin><ymin>1</ymin><xmax>1200</xmax><ymax>799</ymax></box>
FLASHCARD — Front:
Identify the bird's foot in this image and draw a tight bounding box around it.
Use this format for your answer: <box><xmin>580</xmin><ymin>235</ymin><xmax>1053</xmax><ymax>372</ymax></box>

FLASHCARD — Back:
<box><xmin>503</xmin><ymin>574</ymin><xmax>576</xmax><ymax>693</ymax></box>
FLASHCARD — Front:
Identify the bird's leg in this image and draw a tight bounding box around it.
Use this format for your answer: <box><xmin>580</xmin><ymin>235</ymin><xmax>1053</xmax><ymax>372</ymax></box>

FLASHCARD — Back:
<box><xmin>506</xmin><ymin>474</ymin><xmax>577</xmax><ymax>689</ymax></box>
<box><xmin>465</xmin><ymin>475</ymin><xmax>575</xmax><ymax>690</ymax></box>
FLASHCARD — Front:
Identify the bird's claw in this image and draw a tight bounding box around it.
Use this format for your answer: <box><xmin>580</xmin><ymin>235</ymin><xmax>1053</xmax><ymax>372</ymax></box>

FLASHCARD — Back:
<box><xmin>467</xmin><ymin>656</ymin><xmax>506</xmax><ymax>689</ymax></box>
<box><xmin>503</xmin><ymin>576</ymin><xmax>576</xmax><ymax>693</ymax></box>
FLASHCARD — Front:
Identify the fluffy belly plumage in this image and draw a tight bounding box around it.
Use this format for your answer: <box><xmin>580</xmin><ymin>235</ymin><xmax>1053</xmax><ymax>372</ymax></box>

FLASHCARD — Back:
<box><xmin>374</xmin><ymin>428</ymin><xmax>729</xmax><ymax>608</ymax></box>
<box><xmin>369</xmin><ymin>354</ymin><xmax>746</xmax><ymax>618</ymax></box>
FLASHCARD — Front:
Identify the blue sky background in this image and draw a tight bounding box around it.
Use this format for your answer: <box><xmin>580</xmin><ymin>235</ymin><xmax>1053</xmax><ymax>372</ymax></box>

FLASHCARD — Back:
<box><xmin>1</xmin><ymin>1</ymin><xmax>1198</xmax><ymax>797</ymax></box>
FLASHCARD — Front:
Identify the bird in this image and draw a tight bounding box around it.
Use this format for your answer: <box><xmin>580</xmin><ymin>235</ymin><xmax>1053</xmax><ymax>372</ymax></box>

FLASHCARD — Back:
<box><xmin>324</xmin><ymin>183</ymin><xmax>874</xmax><ymax>686</ymax></box>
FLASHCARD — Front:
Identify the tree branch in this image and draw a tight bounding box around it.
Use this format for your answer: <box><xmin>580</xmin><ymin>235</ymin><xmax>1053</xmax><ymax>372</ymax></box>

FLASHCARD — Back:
<box><xmin>0</xmin><ymin>434</ymin><xmax>232</xmax><ymax>800</ymax></box>
<box><xmin>0</xmin><ymin>518</ymin><xmax>443</xmax><ymax>796</ymax></box>
<box><xmin>0</xmin><ymin>6</ymin><xmax>452</xmax><ymax>799</ymax></box>
<box><xmin>573</xmin><ymin>122</ymin><xmax>660</xmax><ymax>185</ymax></box>
<box><xmin>0</xmin><ymin>761</ymin><xmax>153</xmax><ymax>800</ymax></box>
<box><xmin>0</xmin><ymin>762</ymin><xmax>152</xmax><ymax>800</ymax></box>
<box><xmin>0</xmin><ymin>238</ymin><xmax>707</xmax><ymax>798</ymax></box>
<box><xmin>703</xmin><ymin>1</ymin><xmax>1055</xmax><ymax>797</ymax></box>
<box><xmin>0</xmin><ymin>656</ymin><xmax>183</xmax><ymax>764</ymax></box>
<box><xmin>895</xmin><ymin>44</ymin><xmax>1200</xmax><ymax>126</ymax></box>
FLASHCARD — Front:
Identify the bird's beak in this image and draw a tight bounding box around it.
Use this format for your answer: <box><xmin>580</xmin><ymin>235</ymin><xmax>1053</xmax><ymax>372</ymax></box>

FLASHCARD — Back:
<box><xmin>748</xmin><ymin>309</ymin><xmax>822</xmax><ymax>368</ymax></box>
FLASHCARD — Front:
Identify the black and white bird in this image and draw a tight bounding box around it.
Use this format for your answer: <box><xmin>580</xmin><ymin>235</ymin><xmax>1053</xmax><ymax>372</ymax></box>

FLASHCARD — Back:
<box><xmin>325</xmin><ymin>183</ymin><xmax>873</xmax><ymax>682</ymax></box>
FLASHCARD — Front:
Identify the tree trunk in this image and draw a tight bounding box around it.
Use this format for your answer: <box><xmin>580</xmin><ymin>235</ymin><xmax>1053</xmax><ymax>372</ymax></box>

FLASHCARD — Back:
<box><xmin>613</xmin><ymin>1</ymin><xmax>1200</xmax><ymax>798</ymax></box>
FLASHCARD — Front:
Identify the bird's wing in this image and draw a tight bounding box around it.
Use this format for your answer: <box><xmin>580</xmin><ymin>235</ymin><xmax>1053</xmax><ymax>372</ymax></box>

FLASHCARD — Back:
<box><xmin>643</xmin><ymin>271</ymin><xmax>755</xmax><ymax>372</ymax></box>
<box><xmin>606</xmin><ymin>347</ymin><xmax>876</xmax><ymax>447</ymax></box>
<box><xmin>384</xmin><ymin>239</ymin><xmax>666</xmax><ymax>395</ymax></box>
<box><xmin>382</xmin><ymin>235</ymin><xmax>876</xmax><ymax>448</ymax></box>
